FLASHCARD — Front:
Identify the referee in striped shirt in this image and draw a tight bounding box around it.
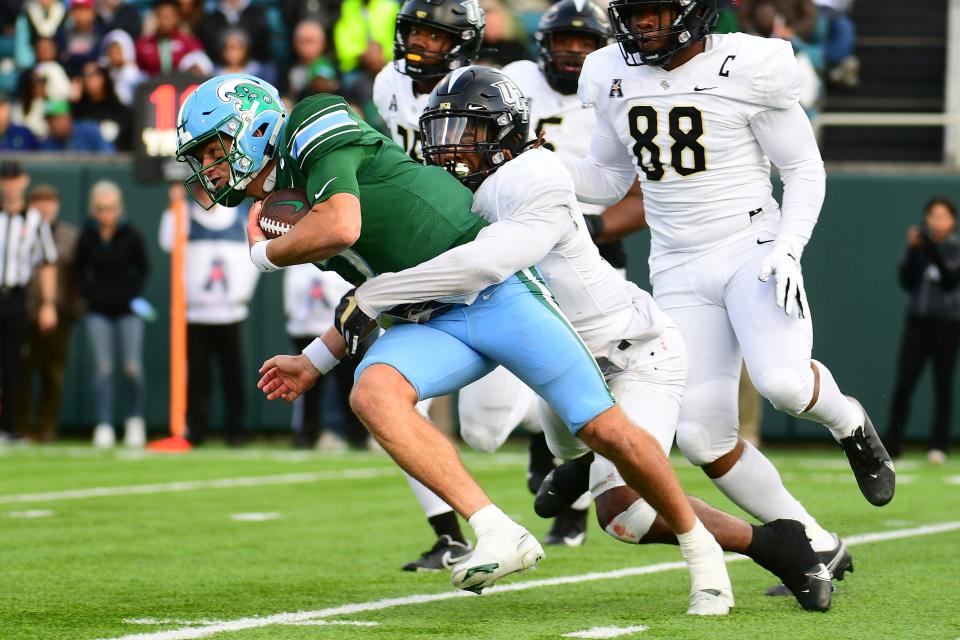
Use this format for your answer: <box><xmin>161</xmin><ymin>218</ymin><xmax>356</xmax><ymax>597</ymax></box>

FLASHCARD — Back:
<box><xmin>0</xmin><ymin>160</ymin><xmax>57</xmax><ymax>443</ymax></box>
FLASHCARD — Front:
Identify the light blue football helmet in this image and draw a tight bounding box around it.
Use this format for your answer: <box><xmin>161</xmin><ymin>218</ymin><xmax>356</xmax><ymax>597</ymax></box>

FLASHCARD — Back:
<box><xmin>176</xmin><ymin>74</ymin><xmax>286</xmax><ymax>209</ymax></box>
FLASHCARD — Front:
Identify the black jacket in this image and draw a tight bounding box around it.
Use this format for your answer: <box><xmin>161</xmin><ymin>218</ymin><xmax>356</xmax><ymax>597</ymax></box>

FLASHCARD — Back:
<box><xmin>74</xmin><ymin>221</ymin><xmax>149</xmax><ymax>318</ymax></box>
<box><xmin>899</xmin><ymin>232</ymin><xmax>960</xmax><ymax>321</ymax></box>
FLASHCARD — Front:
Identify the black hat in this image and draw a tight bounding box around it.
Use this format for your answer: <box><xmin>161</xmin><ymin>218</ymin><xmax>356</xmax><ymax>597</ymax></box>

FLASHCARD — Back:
<box><xmin>0</xmin><ymin>160</ymin><xmax>26</xmax><ymax>178</ymax></box>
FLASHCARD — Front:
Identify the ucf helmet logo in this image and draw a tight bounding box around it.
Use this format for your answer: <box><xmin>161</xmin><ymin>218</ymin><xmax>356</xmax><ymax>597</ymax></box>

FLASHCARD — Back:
<box><xmin>460</xmin><ymin>0</ymin><xmax>484</xmax><ymax>28</ymax></box>
<box><xmin>493</xmin><ymin>79</ymin><xmax>528</xmax><ymax>123</ymax></box>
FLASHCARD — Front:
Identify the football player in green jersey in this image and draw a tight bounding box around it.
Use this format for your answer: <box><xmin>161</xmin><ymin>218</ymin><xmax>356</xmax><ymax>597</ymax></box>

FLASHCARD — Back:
<box><xmin>176</xmin><ymin>74</ymin><xmax>735</xmax><ymax>606</ymax></box>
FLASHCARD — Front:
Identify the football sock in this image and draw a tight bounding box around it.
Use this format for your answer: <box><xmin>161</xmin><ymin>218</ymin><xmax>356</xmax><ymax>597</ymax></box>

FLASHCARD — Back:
<box><xmin>801</xmin><ymin>360</ymin><xmax>864</xmax><ymax>442</ymax></box>
<box><xmin>676</xmin><ymin>519</ymin><xmax>728</xmax><ymax>595</ymax></box>
<box><xmin>468</xmin><ymin>504</ymin><xmax>517</xmax><ymax>538</ymax></box>
<box><xmin>712</xmin><ymin>442</ymin><xmax>835</xmax><ymax>551</ymax></box>
<box><xmin>746</xmin><ymin>521</ymin><xmax>817</xmax><ymax>588</ymax></box>
<box><xmin>527</xmin><ymin>432</ymin><xmax>555</xmax><ymax>493</ymax></box>
<box><xmin>428</xmin><ymin>511</ymin><xmax>466</xmax><ymax>544</ymax></box>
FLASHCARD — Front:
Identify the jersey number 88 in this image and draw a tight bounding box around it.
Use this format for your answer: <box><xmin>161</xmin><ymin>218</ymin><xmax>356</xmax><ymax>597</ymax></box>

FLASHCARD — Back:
<box><xmin>628</xmin><ymin>105</ymin><xmax>706</xmax><ymax>181</ymax></box>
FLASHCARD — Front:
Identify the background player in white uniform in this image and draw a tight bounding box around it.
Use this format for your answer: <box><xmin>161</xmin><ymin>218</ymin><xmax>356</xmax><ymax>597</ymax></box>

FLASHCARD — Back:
<box><xmin>355</xmin><ymin>65</ymin><xmax>833</xmax><ymax>614</ymax></box>
<box><xmin>557</xmin><ymin>0</ymin><xmax>895</xmax><ymax>594</ymax></box>
<box><xmin>373</xmin><ymin>0</ymin><xmax>569</xmax><ymax>569</ymax></box>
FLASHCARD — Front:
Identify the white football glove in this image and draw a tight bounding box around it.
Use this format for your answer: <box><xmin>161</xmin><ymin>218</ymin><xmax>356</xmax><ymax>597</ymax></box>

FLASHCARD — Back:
<box><xmin>758</xmin><ymin>241</ymin><xmax>809</xmax><ymax>319</ymax></box>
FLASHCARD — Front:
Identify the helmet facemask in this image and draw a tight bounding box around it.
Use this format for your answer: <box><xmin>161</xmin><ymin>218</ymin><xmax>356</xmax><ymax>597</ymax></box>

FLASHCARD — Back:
<box><xmin>180</xmin><ymin>121</ymin><xmax>259</xmax><ymax>209</ymax></box>
<box><xmin>395</xmin><ymin>16</ymin><xmax>480</xmax><ymax>80</ymax></box>
<box><xmin>421</xmin><ymin>112</ymin><xmax>520</xmax><ymax>191</ymax></box>
<box><xmin>608</xmin><ymin>0</ymin><xmax>717</xmax><ymax>67</ymax></box>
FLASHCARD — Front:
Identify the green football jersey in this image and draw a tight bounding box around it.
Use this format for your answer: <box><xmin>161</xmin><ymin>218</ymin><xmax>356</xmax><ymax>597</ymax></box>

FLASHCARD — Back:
<box><xmin>275</xmin><ymin>94</ymin><xmax>486</xmax><ymax>285</ymax></box>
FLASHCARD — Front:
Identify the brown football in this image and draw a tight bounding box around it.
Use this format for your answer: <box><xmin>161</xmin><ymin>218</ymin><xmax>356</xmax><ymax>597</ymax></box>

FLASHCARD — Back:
<box><xmin>258</xmin><ymin>188</ymin><xmax>311</xmax><ymax>239</ymax></box>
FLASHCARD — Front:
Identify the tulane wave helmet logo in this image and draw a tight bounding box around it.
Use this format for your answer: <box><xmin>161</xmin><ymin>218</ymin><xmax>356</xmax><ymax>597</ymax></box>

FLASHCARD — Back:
<box><xmin>216</xmin><ymin>79</ymin><xmax>282</xmax><ymax>116</ymax></box>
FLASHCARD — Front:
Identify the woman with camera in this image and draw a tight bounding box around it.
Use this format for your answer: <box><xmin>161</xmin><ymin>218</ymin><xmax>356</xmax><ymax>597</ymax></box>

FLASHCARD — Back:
<box><xmin>886</xmin><ymin>197</ymin><xmax>960</xmax><ymax>463</ymax></box>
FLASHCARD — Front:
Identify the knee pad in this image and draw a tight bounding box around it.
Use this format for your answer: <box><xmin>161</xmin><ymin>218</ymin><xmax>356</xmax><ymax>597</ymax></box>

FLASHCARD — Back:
<box><xmin>753</xmin><ymin>366</ymin><xmax>813</xmax><ymax>416</ymax></box>
<box><xmin>676</xmin><ymin>420</ymin><xmax>737</xmax><ymax>466</ymax></box>
<box><xmin>603</xmin><ymin>499</ymin><xmax>658</xmax><ymax>544</ymax></box>
<box><xmin>460</xmin><ymin>420</ymin><xmax>507</xmax><ymax>453</ymax></box>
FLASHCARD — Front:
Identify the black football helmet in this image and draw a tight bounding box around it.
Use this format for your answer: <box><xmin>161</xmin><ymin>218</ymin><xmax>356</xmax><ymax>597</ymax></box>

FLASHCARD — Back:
<box><xmin>607</xmin><ymin>0</ymin><xmax>719</xmax><ymax>67</ymax></box>
<box><xmin>420</xmin><ymin>66</ymin><xmax>530</xmax><ymax>191</ymax></box>
<box><xmin>394</xmin><ymin>0</ymin><xmax>486</xmax><ymax>81</ymax></box>
<box><xmin>535</xmin><ymin>0</ymin><xmax>611</xmax><ymax>95</ymax></box>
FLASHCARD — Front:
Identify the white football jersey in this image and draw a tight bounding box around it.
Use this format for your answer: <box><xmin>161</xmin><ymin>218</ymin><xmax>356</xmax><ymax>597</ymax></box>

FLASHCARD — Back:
<box><xmin>473</xmin><ymin>147</ymin><xmax>664</xmax><ymax>352</ymax></box>
<box><xmin>578</xmin><ymin>33</ymin><xmax>801</xmax><ymax>274</ymax></box>
<box><xmin>503</xmin><ymin>60</ymin><xmax>603</xmax><ymax>215</ymax></box>
<box><xmin>372</xmin><ymin>64</ymin><xmax>430</xmax><ymax>162</ymax></box>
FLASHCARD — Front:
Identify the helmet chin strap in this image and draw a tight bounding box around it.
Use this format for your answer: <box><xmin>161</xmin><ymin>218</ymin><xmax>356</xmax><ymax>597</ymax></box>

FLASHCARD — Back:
<box><xmin>261</xmin><ymin>163</ymin><xmax>277</xmax><ymax>193</ymax></box>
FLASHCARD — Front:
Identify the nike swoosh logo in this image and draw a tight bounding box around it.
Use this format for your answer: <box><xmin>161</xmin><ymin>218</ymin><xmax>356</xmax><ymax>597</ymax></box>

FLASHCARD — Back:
<box><xmin>274</xmin><ymin>199</ymin><xmax>305</xmax><ymax>212</ymax></box>
<box><xmin>314</xmin><ymin>192</ymin><xmax>322</xmax><ymax>200</ymax></box>
<box><xmin>757</xmin><ymin>238</ymin><xmax>775</xmax><ymax>245</ymax></box>
<box><xmin>694</xmin><ymin>86</ymin><xmax>717</xmax><ymax>92</ymax></box>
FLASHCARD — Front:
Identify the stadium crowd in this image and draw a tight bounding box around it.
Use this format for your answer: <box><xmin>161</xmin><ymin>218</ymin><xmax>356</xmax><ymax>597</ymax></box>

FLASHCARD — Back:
<box><xmin>0</xmin><ymin>0</ymin><xmax>857</xmax><ymax>153</ymax></box>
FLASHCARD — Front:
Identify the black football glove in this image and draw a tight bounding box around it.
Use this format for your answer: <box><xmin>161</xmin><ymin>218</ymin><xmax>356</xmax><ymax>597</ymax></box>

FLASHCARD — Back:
<box><xmin>334</xmin><ymin>288</ymin><xmax>378</xmax><ymax>356</ymax></box>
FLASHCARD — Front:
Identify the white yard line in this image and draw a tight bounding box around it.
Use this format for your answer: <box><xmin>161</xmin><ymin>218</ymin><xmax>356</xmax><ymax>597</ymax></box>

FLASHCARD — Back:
<box><xmin>562</xmin><ymin>626</ymin><xmax>648</xmax><ymax>638</ymax></box>
<box><xmin>0</xmin><ymin>468</ymin><xmax>398</xmax><ymax>505</ymax></box>
<box><xmin>95</xmin><ymin>521</ymin><xmax>960</xmax><ymax>640</ymax></box>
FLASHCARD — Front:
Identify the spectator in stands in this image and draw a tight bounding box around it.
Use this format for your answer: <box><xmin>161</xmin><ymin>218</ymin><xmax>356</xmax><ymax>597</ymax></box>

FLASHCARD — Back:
<box><xmin>74</xmin><ymin>179</ymin><xmax>149</xmax><ymax>449</ymax></box>
<box><xmin>13</xmin><ymin>60</ymin><xmax>70</xmax><ymax>139</ymax></box>
<box><xmin>283</xmin><ymin>0</ymin><xmax>340</xmax><ymax>40</ymax></box>
<box><xmin>100</xmin><ymin>29</ymin><xmax>143</xmax><ymax>106</ymax></box>
<box><xmin>738</xmin><ymin>0</ymin><xmax>819</xmax><ymax>42</ymax></box>
<box><xmin>737</xmin><ymin>0</ymin><xmax>824</xmax><ymax>116</ymax></box>
<box><xmin>0</xmin><ymin>91</ymin><xmax>38</xmax><ymax>150</ymax></box>
<box><xmin>176</xmin><ymin>0</ymin><xmax>205</xmax><ymax>38</ymax></box>
<box><xmin>287</xmin><ymin>19</ymin><xmax>338</xmax><ymax>100</ymax></box>
<box><xmin>477</xmin><ymin>0</ymin><xmax>533</xmax><ymax>67</ymax></box>
<box><xmin>332</xmin><ymin>0</ymin><xmax>397</xmax><ymax>75</ymax></box>
<box><xmin>333</xmin><ymin>0</ymin><xmax>397</xmax><ymax>128</ymax></box>
<box><xmin>815</xmin><ymin>0</ymin><xmax>858</xmax><ymax>87</ymax></box>
<box><xmin>159</xmin><ymin>185</ymin><xmax>259</xmax><ymax>447</ymax></box>
<box><xmin>283</xmin><ymin>264</ymin><xmax>369</xmax><ymax>450</ymax></box>
<box><xmin>0</xmin><ymin>160</ymin><xmax>58</xmax><ymax>445</ymax></box>
<box><xmin>59</xmin><ymin>0</ymin><xmax>105</xmax><ymax>76</ymax></box>
<box><xmin>98</xmin><ymin>0</ymin><xmax>141</xmax><ymax>40</ymax></box>
<box><xmin>14</xmin><ymin>0</ymin><xmax>66</xmax><ymax>71</ymax></box>
<box><xmin>71</xmin><ymin>61</ymin><xmax>131</xmax><ymax>150</ymax></box>
<box><xmin>214</xmin><ymin>28</ymin><xmax>275</xmax><ymax>86</ymax></box>
<box><xmin>886</xmin><ymin>198</ymin><xmax>960</xmax><ymax>464</ymax></box>
<box><xmin>178</xmin><ymin>48</ymin><xmax>213</xmax><ymax>78</ymax></box>
<box><xmin>200</xmin><ymin>0</ymin><xmax>271</xmax><ymax>65</ymax></box>
<box><xmin>16</xmin><ymin>184</ymin><xmax>82</xmax><ymax>443</ymax></box>
<box><xmin>135</xmin><ymin>0</ymin><xmax>202</xmax><ymax>76</ymax></box>
<box><xmin>38</xmin><ymin>98</ymin><xmax>113</xmax><ymax>151</ymax></box>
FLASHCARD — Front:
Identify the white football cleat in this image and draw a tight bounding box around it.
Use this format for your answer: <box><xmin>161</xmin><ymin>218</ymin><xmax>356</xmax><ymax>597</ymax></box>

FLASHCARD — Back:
<box><xmin>687</xmin><ymin>588</ymin><xmax>734</xmax><ymax>616</ymax></box>
<box><xmin>684</xmin><ymin>533</ymin><xmax>734</xmax><ymax>616</ymax></box>
<box><xmin>450</xmin><ymin>526</ymin><xmax>544</xmax><ymax>594</ymax></box>
<box><xmin>93</xmin><ymin>423</ymin><xmax>116</xmax><ymax>449</ymax></box>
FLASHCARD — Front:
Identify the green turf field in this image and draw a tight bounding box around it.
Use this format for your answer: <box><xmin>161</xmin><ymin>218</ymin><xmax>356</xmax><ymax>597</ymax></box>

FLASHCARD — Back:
<box><xmin>1</xmin><ymin>443</ymin><xmax>958</xmax><ymax>640</ymax></box>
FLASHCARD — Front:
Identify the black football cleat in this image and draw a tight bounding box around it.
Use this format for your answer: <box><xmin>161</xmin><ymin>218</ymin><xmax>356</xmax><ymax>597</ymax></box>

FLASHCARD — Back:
<box><xmin>839</xmin><ymin>397</ymin><xmax>895</xmax><ymax>506</ymax></box>
<box><xmin>766</xmin><ymin>533</ymin><xmax>853</xmax><ymax>597</ymax></box>
<box><xmin>401</xmin><ymin>535</ymin><xmax>472</xmax><ymax>572</ymax></box>
<box><xmin>534</xmin><ymin>455</ymin><xmax>592</xmax><ymax>519</ymax></box>
<box><xmin>544</xmin><ymin>508</ymin><xmax>588</xmax><ymax>546</ymax></box>
<box><xmin>751</xmin><ymin>519</ymin><xmax>832</xmax><ymax>612</ymax></box>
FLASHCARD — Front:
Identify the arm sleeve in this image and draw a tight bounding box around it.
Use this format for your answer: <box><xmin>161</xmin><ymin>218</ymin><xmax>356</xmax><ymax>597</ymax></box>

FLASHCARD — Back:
<box><xmin>750</xmin><ymin>103</ymin><xmax>825</xmax><ymax>253</ymax></box>
<box><xmin>302</xmin><ymin>145</ymin><xmax>364</xmax><ymax>205</ymax></box>
<box><xmin>35</xmin><ymin>220</ymin><xmax>58</xmax><ymax>266</ymax></box>
<box><xmin>898</xmin><ymin>246</ymin><xmax>926</xmax><ymax>291</ymax></box>
<box><xmin>560</xmin><ymin>115</ymin><xmax>637</xmax><ymax>206</ymax></box>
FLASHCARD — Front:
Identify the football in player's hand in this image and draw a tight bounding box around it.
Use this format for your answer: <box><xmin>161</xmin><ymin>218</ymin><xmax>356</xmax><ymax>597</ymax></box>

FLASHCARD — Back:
<box><xmin>258</xmin><ymin>188</ymin><xmax>311</xmax><ymax>239</ymax></box>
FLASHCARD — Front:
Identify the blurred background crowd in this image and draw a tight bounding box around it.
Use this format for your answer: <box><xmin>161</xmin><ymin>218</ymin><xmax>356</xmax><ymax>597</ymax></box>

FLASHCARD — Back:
<box><xmin>0</xmin><ymin>0</ymin><xmax>859</xmax><ymax>153</ymax></box>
